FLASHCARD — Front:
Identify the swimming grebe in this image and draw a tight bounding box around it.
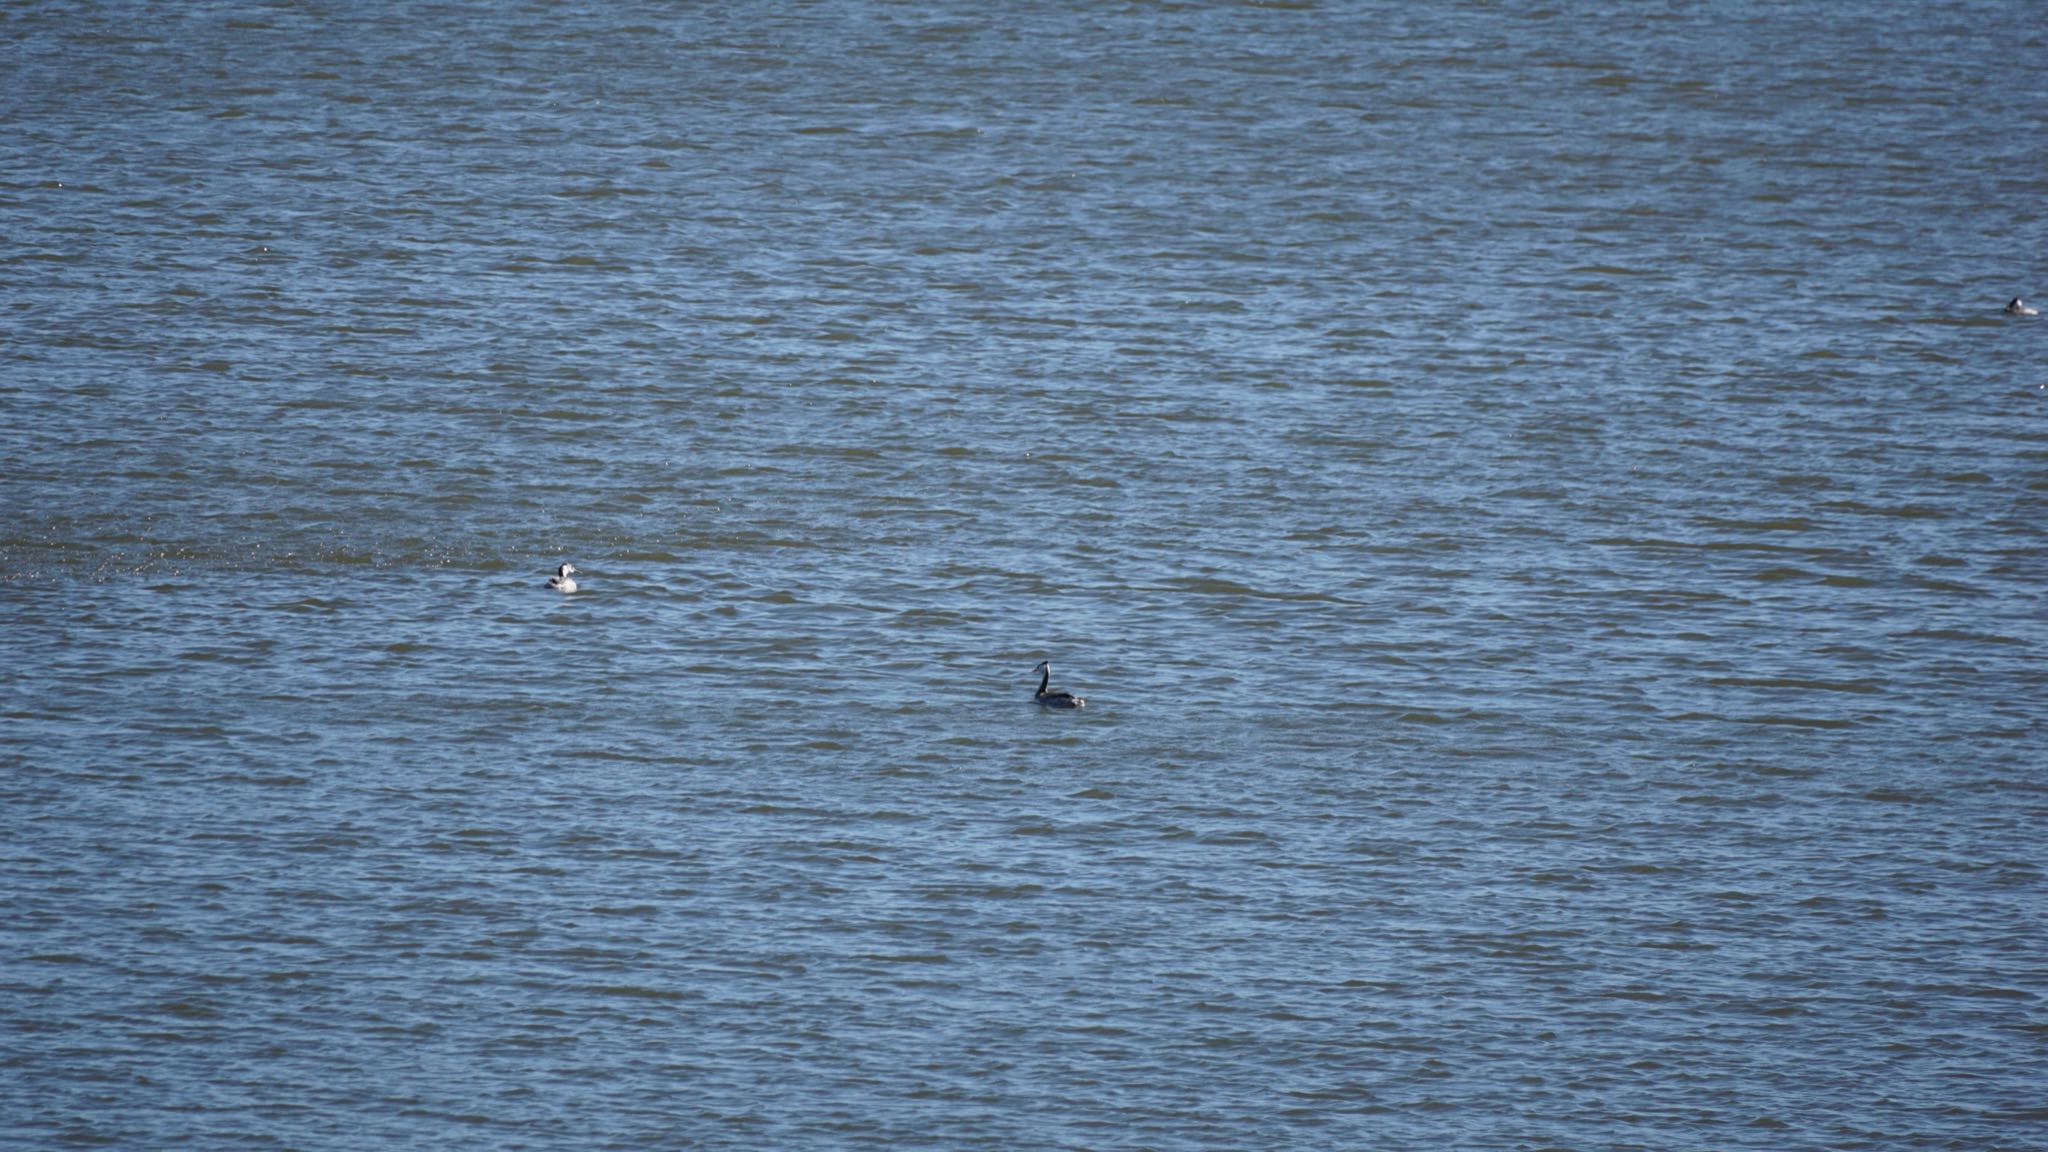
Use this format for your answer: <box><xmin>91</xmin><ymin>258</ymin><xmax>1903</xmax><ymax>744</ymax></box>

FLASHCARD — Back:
<box><xmin>1032</xmin><ymin>660</ymin><xmax>1084</xmax><ymax>709</ymax></box>
<box><xmin>2006</xmin><ymin>297</ymin><xmax>2038</xmax><ymax>316</ymax></box>
<box><xmin>547</xmin><ymin>563</ymin><xmax>578</xmax><ymax>592</ymax></box>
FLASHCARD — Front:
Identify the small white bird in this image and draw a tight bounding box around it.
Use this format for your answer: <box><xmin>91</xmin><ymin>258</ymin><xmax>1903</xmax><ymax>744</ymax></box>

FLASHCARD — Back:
<box><xmin>2006</xmin><ymin>297</ymin><xmax>2038</xmax><ymax>317</ymax></box>
<box><xmin>547</xmin><ymin>563</ymin><xmax>579</xmax><ymax>593</ymax></box>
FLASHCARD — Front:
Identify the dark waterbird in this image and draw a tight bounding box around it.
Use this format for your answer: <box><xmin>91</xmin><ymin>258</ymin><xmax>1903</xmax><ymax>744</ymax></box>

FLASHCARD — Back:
<box><xmin>1032</xmin><ymin>660</ymin><xmax>1085</xmax><ymax>709</ymax></box>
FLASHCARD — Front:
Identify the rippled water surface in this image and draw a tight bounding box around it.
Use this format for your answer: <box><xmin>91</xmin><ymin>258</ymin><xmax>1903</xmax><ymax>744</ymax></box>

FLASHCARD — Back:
<box><xmin>4</xmin><ymin>3</ymin><xmax>2045</xmax><ymax>1149</ymax></box>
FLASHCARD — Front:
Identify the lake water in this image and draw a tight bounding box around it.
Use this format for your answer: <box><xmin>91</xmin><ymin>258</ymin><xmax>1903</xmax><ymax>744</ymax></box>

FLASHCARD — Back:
<box><xmin>3</xmin><ymin>3</ymin><xmax>2045</xmax><ymax>1149</ymax></box>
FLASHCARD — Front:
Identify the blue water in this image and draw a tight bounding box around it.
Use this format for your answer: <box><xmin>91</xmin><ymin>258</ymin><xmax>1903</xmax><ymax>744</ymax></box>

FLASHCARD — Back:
<box><xmin>3</xmin><ymin>3</ymin><xmax>2045</xmax><ymax>1148</ymax></box>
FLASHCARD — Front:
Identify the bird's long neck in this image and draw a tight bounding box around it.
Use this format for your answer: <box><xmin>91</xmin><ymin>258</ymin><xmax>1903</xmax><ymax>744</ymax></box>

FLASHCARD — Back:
<box><xmin>1038</xmin><ymin>666</ymin><xmax>1050</xmax><ymax>695</ymax></box>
